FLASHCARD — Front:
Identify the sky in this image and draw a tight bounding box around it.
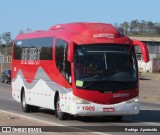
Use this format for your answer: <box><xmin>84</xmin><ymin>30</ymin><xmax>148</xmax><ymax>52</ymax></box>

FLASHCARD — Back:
<box><xmin>0</xmin><ymin>0</ymin><xmax>160</xmax><ymax>38</ymax></box>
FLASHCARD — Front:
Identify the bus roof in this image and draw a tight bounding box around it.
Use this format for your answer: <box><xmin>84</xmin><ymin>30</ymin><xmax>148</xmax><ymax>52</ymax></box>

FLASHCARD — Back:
<box><xmin>15</xmin><ymin>22</ymin><xmax>132</xmax><ymax>45</ymax></box>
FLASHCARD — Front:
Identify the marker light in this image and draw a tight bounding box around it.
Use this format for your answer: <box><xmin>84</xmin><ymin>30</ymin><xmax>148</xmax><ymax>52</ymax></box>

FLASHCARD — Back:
<box><xmin>126</xmin><ymin>96</ymin><xmax>140</xmax><ymax>104</ymax></box>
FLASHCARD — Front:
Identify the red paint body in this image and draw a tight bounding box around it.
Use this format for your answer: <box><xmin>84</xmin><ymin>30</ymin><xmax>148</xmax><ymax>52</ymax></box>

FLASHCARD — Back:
<box><xmin>12</xmin><ymin>22</ymin><xmax>149</xmax><ymax>105</ymax></box>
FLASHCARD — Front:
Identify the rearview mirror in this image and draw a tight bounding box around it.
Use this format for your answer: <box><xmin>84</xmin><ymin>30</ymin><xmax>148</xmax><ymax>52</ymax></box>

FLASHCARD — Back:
<box><xmin>132</xmin><ymin>40</ymin><xmax>149</xmax><ymax>63</ymax></box>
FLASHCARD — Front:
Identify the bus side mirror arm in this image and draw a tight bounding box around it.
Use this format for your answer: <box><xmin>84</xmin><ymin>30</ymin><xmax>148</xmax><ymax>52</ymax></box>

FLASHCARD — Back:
<box><xmin>67</xmin><ymin>42</ymin><xmax>74</xmax><ymax>63</ymax></box>
<box><xmin>132</xmin><ymin>40</ymin><xmax>149</xmax><ymax>63</ymax></box>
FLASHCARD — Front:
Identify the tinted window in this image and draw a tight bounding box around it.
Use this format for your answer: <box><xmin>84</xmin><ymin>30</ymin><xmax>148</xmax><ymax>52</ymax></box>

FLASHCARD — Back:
<box><xmin>74</xmin><ymin>44</ymin><xmax>138</xmax><ymax>92</ymax></box>
<box><xmin>14</xmin><ymin>37</ymin><xmax>53</xmax><ymax>60</ymax></box>
<box><xmin>55</xmin><ymin>38</ymin><xmax>71</xmax><ymax>83</ymax></box>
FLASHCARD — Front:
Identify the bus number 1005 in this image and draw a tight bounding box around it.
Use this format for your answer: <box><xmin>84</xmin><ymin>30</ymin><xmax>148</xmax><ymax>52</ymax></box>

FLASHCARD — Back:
<box><xmin>82</xmin><ymin>106</ymin><xmax>95</xmax><ymax>111</ymax></box>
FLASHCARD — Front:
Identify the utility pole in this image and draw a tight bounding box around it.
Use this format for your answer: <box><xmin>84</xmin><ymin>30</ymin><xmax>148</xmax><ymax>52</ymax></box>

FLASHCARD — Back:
<box><xmin>26</xmin><ymin>27</ymin><xmax>32</xmax><ymax>33</ymax></box>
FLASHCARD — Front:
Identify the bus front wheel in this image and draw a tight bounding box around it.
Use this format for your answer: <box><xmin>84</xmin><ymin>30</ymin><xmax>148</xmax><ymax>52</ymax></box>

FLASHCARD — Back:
<box><xmin>55</xmin><ymin>96</ymin><xmax>68</xmax><ymax>120</ymax></box>
<box><xmin>22</xmin><ymin>91</ymin><xmax>32</xmax><ymax>112</ymax></box>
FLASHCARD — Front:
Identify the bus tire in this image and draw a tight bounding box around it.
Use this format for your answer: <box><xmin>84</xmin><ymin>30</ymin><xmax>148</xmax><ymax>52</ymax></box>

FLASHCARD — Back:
<box><xmin>55</xmin><ymin>95</ymin><xmax>68</xmax><ymax>120</ymax></box>
<box><xmin>22</xmin><ymin>91</ymin><xmax>32</xmax><ymax>112</ymax></box>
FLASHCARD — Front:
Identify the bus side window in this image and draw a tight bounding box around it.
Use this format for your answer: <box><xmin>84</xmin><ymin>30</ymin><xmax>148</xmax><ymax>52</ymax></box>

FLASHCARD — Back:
<box><xmin>55</xmin><ymin>38</ymin><xmax>71</xmax><ymax>84</ymax></box>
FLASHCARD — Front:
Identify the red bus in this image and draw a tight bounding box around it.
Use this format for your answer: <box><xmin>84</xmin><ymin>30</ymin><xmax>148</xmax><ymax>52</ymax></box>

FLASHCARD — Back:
<box><xmin>12</xmin><ymin>22</ymin><xmax>149</xmax><ymax>120</ymax></box>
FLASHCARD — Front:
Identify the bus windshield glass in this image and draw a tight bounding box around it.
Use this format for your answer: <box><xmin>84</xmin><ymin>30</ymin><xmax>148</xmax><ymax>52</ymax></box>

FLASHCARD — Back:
<box><xmin>74</xmin><ymin>44</ymin><xmax>138</xmax><ymax>92</ymax></box>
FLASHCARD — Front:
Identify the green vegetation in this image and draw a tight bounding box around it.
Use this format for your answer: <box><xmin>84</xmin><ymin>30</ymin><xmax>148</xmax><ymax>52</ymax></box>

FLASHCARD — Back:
<box><xmin>115</xmin><ymin>20</ymin><xmax>160</xmax><ymax>37</ymax></box>
<box><xmin>0</xmin><ymin>32</ymin><xmax>12</xmax><ymax>56</ymax></box>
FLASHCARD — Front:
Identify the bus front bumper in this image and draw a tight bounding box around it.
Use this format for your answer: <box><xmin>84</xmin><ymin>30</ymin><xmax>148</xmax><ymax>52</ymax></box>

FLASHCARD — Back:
<box><xmin>69</xmin><ymin>97</ymin><xmax>140</xmax><ymax>116</ymax></box>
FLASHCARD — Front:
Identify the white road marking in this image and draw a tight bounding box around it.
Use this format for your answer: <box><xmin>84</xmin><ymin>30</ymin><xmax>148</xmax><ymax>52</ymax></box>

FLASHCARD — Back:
<box><xmin>0</xmin><ymin>109</ymin><xmax>110</xmax><ymax>135</ymax></box>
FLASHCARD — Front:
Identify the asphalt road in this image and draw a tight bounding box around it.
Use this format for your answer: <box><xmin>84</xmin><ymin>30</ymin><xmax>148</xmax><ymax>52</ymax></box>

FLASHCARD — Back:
<box><xmin>0</xmin><ymin>83</ymin><xmax>160</xmax><ymax>134</ymax></box>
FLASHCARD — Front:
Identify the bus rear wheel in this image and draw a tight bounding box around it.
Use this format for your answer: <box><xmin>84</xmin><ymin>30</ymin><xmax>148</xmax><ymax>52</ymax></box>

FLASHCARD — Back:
<box><xmin>55</xmin><ymin>96</ymin><xmax>68</xmax><ymax>120</ymax></box>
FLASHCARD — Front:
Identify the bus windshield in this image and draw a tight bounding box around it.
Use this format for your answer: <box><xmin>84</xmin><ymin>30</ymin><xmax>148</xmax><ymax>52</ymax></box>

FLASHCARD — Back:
<box><xmin>74</xmin><ymin>44</ymin><xmax>138</xmax><ymax>92</ymax></box>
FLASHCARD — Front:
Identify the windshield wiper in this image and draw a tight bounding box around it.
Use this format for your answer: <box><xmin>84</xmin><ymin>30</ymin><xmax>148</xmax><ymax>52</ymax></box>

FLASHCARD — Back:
<box><xmin>82</xmin><ymin>75</ymin><xmax>109</xmax><ymax>89</ymax></box>
<box><xmin>81</xmin><ymin>75</ymin><xmax>101</xmax><ymax>81</ymax></box>
<box><xmin>83</xmin><ymin>80</ymin><xmax>99</xmax><ymax>89</ymax></box>
<box><xmin>82</xmin><ymin>75</ymin><xmax>99</xmax><ymax>89</ymax></box>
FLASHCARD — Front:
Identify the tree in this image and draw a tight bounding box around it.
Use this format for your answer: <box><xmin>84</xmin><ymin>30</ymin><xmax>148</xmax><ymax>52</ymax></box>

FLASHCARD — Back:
<box><xmin>0</xmin><ymin>32</ymin><xmax>12</xmax><ymax>55</ymax></box>
<box><xmin>0</xmin><ymin>32</ymin><xmax>12</xmax><ymax>45</ymax></box>
<box><xmin>117</xmin><ymin>20</ymin><xmax>160</xmax><ymax>36</ymax></box>
<box><xmin>130</xmin><ymin>20</ymin><xmax>139</xmax><ymax>33</ymax></box>
<box><xmin>2</xmin><ymin>32</ymin><xmax>12</xmax><ymax>44</ymax></box>
<box><xmin>147</xmin><ymin>21</ymin><xmax>154</xmax><ymax>32</ymax></box>
<box><xmin>119</xmin><ymin>21</ymin><xmax>129</xmax><ymax>34</ymax></box>
<box><xmin>155</xmin><ymin>23</ymin><xmax>160</xmax><ymax>34</ymax></box>
<box><xmin>138</xmin><ymin>20</ymin><xmax>147</xmax><ymax>33</ymax></box>
<box><xmin>0</xmin><ymin>35</ymin><xmax>2</xmax><ymax>45</ymax></box>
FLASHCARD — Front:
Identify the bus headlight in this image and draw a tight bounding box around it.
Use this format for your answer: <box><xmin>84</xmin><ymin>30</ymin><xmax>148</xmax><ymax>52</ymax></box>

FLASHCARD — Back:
<box><xmin>73</xmin><ymin>96</ymin><xmax>90</xmax><ymax>104</ymax></box>
<box><xmin>126</xmin><ymin>96</ymin><xmax>140</xmax><ymax>104</ymax></box>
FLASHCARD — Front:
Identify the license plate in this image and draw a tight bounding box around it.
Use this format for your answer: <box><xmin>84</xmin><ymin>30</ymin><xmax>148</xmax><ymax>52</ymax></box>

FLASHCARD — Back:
<box><xmin>103</xmin><ymin>108</ymin><xmax>114</xmax><ymax>112</ymax></box>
